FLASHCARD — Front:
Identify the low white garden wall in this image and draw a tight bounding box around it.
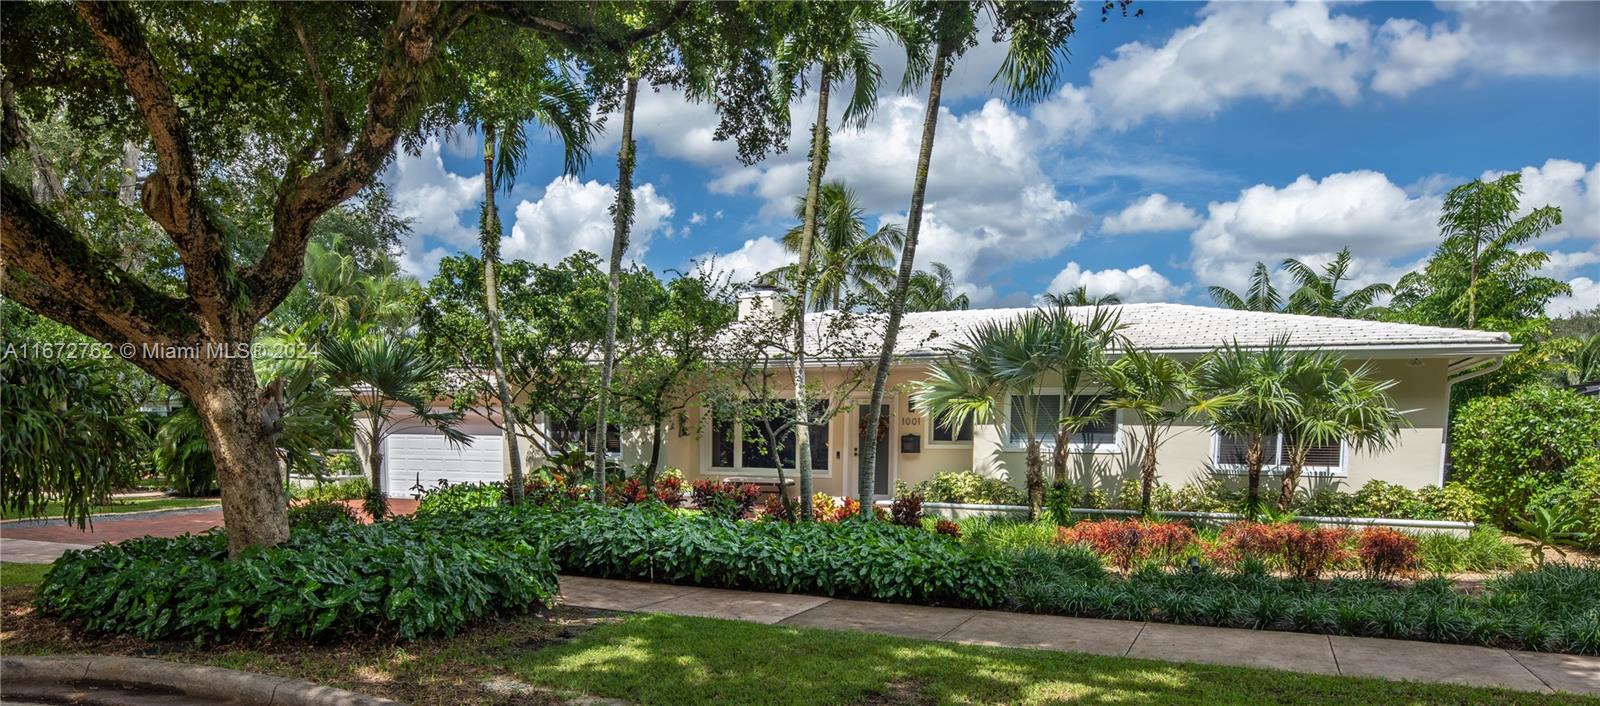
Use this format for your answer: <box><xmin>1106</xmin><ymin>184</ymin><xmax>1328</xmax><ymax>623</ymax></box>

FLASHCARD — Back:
<box><xmin>873</xmin><ymin>500</ymin><xmax>1477</xmax><ymax>537</ymax></box>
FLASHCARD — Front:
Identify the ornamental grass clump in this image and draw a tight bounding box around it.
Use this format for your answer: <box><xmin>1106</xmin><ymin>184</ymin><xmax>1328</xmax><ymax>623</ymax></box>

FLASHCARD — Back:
<box><xmin>36</xmin><ymin>511</ymin><xmax>559</xmax><ymax>643</ymax></box>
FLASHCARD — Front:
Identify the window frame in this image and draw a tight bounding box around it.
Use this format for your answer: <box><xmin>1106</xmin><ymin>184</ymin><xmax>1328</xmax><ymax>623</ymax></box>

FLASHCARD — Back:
<box><xmin>1000</xmin><ymin>388</ymin><xmax>1120</xmax><ymax>454</ymax></box>
<box><xmin>1210</xmin><ymin>431</ymin><xmax>1347</xmax><ymax>477</ymax></box>
<box><xmin>701</xmin><ymin>401</ymin><xmax>832</xmax><ymax>478</ymax></box>
<box><xmin>927</xmin><ymin>411</ymin><xmax>974</xmax><ymax>446</ymax></box>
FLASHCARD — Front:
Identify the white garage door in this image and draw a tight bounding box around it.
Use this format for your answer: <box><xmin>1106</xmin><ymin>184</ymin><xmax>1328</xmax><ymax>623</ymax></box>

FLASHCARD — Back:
<box><xmin>383</xmin><ymin>433</ymin><xmax>505</xmax><ymax>498</ymax></box>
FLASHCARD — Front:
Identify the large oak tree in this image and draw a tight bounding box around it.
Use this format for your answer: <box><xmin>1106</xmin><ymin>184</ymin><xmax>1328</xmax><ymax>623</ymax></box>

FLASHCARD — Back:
<box><xmin>0</xmin><ymin>0</ymin><xmax>694</xmax><ymax>554</ymax></box>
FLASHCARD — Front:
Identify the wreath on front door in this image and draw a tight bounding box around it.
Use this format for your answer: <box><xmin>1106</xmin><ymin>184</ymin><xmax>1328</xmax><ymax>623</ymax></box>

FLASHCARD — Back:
<box><xmin>858</xmin><ymin>413</ymin><xmax>891</xmax><ymax>441</ymax></box>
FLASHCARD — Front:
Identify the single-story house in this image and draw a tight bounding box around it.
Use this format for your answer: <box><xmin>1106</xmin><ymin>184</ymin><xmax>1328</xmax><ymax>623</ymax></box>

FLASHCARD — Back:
<box><xmin>366</xmin><ymin>289</ymin><xmax>1517</xmax><ymax>500</ymax></box>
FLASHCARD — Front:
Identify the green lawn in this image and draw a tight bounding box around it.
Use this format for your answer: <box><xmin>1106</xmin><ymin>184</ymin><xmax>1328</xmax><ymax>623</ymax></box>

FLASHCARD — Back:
<box><xmin>1</xmin><ymin>496</ymin><xmax>217</xmax><ymax>521</ymax></box>
<box><xmin>1</xmin><ymin>562</ymin><xmax>51</xmax><ymax>587</ymax></box>
<box><xmin>501</xmin><ymin>614</ymin><xmax>1591</xmax><ymax>706</ymax></box>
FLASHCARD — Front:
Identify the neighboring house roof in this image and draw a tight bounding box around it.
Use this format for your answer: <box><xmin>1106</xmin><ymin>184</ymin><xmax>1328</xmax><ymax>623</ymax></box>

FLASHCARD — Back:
<box><xmin>786</xmin><ymin>303</ymin><xmax>1517</xmax><ymax>361</ymax></box>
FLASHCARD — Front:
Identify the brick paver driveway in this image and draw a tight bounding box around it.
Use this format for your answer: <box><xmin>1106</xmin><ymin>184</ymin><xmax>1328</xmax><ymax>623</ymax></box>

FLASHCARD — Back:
<box><xmin>0</xmin><ymin>499</ymin><xmax>418</xmax><ymax>563</ymax></box>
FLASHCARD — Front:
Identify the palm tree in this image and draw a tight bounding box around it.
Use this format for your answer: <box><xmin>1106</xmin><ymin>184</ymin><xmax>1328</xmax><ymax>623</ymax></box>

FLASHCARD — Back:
<box><xmin>1037</xmin><ymin>305</ymin><xmax>1123</xmax><ymax>487</ymax></box>
<box><xmin>1282</xmin><ymin>248</ymin><xmax>1392</xmax><ymax>319</ymax></box>
<box><xmin>914</xmin><ymin>309</ymin><xmax>1056</xmax><ymax>519</ymax></box>
<box><xmin>1277</xmin><ymin>353</ymin><xmax>1406</xmax><ymax>510</ymax></box>
<box><xmin>773</xmin><ymin>2</ymin><xmax>891</xmax><ymax>520</ymax></box>
<box><xmin>1099</xmin><ymin>348</ymin><xmax>1236</xmax><ymax>514</ymax></box>
<box><xmin>904</xmin><ymin>262</ymin><xmax>970</xmax><ymax>312</ymax></box>
<box><xmin>1043</xmin><ymin>287</ymin><xmax>1122</xmax><ymax>307</ymax></box>
<box><xmin>860</xmin><ymin>1</ymin><xmax>1082</xmax><ymax>506</ymax></box>
<box><xmin>321</xmin><ymin>336</ymin><xmax>467</xmax><ymax>518</ymax></box>
<box><xmin>764</xmin><ymin>181</ymin><xmax>906</xmax><ymax>310</ymax></box>
<box><xmin>452</xmin><ymin>42</ymin><xmax>593</xmax><ymax>504</ymax></box>
<box><xmin>1563</xmin><ymin>334</ymin><xmax>1600</xmax><ymax>385</ymax></box>
<box><xmin>1191</xmin><ymin>337</ymin><xmax>1300</xmax><ymax>520</ymax></box>
<box><xmin>1209</xmin><ymin>262</ymin><xmax>1285</xmax><ymax>312</ymax></box>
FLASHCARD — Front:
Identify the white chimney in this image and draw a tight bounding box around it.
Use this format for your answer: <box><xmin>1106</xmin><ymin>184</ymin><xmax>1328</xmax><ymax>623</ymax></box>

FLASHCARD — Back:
<box><xmin>738</xmin><ymin>285</ymin><xmax>785</xmax><ymax>321</ymax></box>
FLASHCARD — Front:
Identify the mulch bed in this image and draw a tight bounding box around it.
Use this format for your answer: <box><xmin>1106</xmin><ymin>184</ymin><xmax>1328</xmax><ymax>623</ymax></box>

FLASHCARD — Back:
<box><xmin>0</xmin><ymin>585</ymin><xmax>618</xmax><ymax>706</ymax></box>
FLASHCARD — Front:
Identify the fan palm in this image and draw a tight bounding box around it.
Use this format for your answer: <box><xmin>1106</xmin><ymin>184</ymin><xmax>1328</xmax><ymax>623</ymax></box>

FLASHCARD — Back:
<box><xmin>1192</xmin><ymin>337</ymin><xmax>1300</xmax><ymax>519</ymax></box>
<box><xmin>904</xmin><ymin>262</ymin><xmax>970</xmax><ymax>312</ymax></box>
<box><xmin>1099</xmin><ymin>349</ymin><xmax>1238</xmax><ymax>514</ymax></box>
<box><xmin>1276</xmin><ymin>353</ymin><xmax>1406</xmax><ymax>510</ymax></box>
<box><xmin>1282</xmin><ymin>248</ymin><xmax>1392</xmax><ymax>319</ymax></box>
<box><xmin>1209</xmin><ymin>262</ymin><xmax>1284</xmax><ymax>312</ymax></box>
<box><xmin>1037</xmin><ymin>305</ymin><xmax>1123</xmax><ymax>487</ymax></box>
<box><xmin>914</xmin><ymin>309</ymin><xmax>1057</xmax><ymax>519</ymax></box>
<box><xmin>321</xmin><ymin>336</ymin><xmax>467</xmax><ymax>516</ymax></box>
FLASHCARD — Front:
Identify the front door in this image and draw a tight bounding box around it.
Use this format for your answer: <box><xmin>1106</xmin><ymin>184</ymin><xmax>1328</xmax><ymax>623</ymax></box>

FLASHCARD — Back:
<box><xmin>855</xmin><ymin>403</ymin><xmax>892</xmax><ymax>498</ymax></box>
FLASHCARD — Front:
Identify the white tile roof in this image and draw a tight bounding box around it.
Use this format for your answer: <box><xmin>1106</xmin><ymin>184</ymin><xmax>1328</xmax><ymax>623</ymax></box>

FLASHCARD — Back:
<box><xmin>802</xmin><ymin>303</ymin><xmax>1514</xmax><ymax>359</ymax></box>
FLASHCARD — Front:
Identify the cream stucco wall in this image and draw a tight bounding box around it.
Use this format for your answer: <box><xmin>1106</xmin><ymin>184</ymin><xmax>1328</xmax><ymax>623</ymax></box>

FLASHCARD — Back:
<box><xmin>637</xmin><ymin>356</ymin><xmax>1457</xmax><ymax>498</ymax></box>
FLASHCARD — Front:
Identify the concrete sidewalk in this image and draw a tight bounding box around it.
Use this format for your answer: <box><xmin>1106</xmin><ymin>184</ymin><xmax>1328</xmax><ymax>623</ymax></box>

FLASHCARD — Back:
<box><xmin>556</xmin><ymin>575</ymin><xmax>1600</xmax><ymax>697</ymax></box>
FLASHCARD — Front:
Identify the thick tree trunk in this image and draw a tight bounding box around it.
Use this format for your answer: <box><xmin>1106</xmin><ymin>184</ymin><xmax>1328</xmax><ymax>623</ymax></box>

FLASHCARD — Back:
<box><xmin>858</xmin><ymin>45</ymin><xmax>950</xmax><ymax>507</ymax></box>
<box><xmin>480</xmin><ymin>122</ymin><xmax>526</xmax><ymax>504</ymax></box>
<box><xmin>792</xmin><ymin>63</ymin><xmax>832</xmax><ymax>521</ymax></box>
<box><xmin>596</xmin><ymin>74</ymin><xmax>639</xmax><ymax>499</ymax></box>
<box><xmin>189</xmin><ymin>355</ymin><xmax>289</xmax><ymax>556</ymax></box>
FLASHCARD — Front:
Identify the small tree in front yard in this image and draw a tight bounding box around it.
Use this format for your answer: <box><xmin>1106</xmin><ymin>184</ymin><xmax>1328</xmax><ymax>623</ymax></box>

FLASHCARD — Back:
<box><xmin>321</xmin><ymin>336</ymin><xmax>465</xmax><ymax>519</ymax></box>
<box><xmin>1099</xmin><ymin>348</ymin><xmax>1237</xmax><ymax>515</ymax></box>
<box><xmin>1192</xmin><ymin>337</ymin><xmax>1299</xmax><ymax>520</ymax></box>
<box><xmin>915</xmin><ymin>311</ymin><xmax>1057</xmax><ymax>520</ymax></box>
<box><xmin>1277</xmin><ymin>353</ymin><xmax>1407</xmax><ymax>511</ymax></box>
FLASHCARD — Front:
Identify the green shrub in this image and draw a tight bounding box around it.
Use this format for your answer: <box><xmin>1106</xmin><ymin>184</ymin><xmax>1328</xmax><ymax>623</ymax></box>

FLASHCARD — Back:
<box><xmin>535</xmin><ymin>504</ymin><xmax>1009</xmax><ymax>607</ymax></box>
<box><xmin>916</xmin><ymin>471</ymin><xmax>1024</xmax><ymax>506</ymax></box>
<box><xmin>292</xmin><ymin>477</ymin><xmax>371</xmax><ymax>503</ymax></box>
<box><xmin>287</xmin><ymin>499</ymin><xmax>358</xmax><ymax>529</ymax></box>
<box><xmin>35</xmin><ymin>512</ymin><xmax>559</xmax><ymax>642</ymax></box>
<box><xmin>326</xmin><ymin>452</ymin><xmax>361</xmax><ymax>477</ymax></box>
<box><xmin>1415</xmin><ymin>484</ymin><xmax>1488</xmax><ymax>523</ymax></box>
<box><xmin>1351</xmin><ymin>480</ymin><xmax>1423</xmax><ymax>519</ymax></box>
<box><xmin>415</xmin><ymin>481</ymin><xmax>505</xmax><ymax>516</ymax></box>
<box><xmin>1294</xmin><ymin>486</ymin><xmax>1359</xmax><ymax>517</ymax></box>
<box><xmin>1527</xmin><ymin>454</ymin><xmax>1600</xmax><ymax>549</ymax></box>
<box><xmin>1415</xmin><ymin>528</ymin><xmax>1526</xmax><ymax>573</ymax></box>
<box><xmin>1451</xmin><ymin>386</ymin><xmax>1600</xmax><ymax>525</ymax></box>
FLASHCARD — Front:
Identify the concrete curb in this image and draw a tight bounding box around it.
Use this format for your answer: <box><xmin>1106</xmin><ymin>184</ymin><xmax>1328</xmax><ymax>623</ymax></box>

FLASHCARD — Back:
<box><xmin>0</xmin><ymin>503</ymin><xmax>220</xmax><ymax>525</ymax></box>
<box><xmin>0</xmin><ymin>655</ymin><xmax>404</xmax><ymax>706</ymax></box>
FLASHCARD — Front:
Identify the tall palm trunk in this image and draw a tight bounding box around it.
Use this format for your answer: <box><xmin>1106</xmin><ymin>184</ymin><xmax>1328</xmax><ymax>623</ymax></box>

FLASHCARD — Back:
<box><xmin>858</xmin><ymin>44</ymin><xmax>951</xmax><ymax>507</ymax></box>
<box><xmin>792</xmin><ymin>63</ymin><xmax>832</xmax><ymax>520</ymax></box>
<box><xmin>480</xmin><ymin>122</ymin><xmax>525</xmax><ymax>504</ymax></box>
<box><xmin>1139</xmin><ymin>429</ymin><xmax>1159</xmax><ymax>513</ymax></box>
<box><xmin>595</xmin><ymin>74</ymin><xmax>639</xmax><ymax>499</ymax></box>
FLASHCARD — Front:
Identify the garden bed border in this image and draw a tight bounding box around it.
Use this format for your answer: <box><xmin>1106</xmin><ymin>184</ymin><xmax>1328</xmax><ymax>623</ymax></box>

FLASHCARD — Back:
<box><xmin>875</xmin><ymin>501</ymin><xmax>1478</xmax><ymax>537</ymax></box>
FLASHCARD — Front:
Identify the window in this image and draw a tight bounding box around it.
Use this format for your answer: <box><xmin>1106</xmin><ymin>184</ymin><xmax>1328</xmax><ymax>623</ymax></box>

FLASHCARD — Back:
<box><xmin>551</xmin><ymin>417</ymin><xmax>621</xmax><ymax>455</ymax></box>
<box><xmin>931</xmin><ymin>414</ymin><xmax>974</xmax><ymax>443</ymax></box>
<box><xmin>708</xmin><ymin>401</ymin><xmax>829</xmax><ymax>472</ymax></box>
<box><xmin>1007</xmin><ymin>393</ymin><xmax>1116</xmax><ymax>449</ymax></box>
<box><xmin>1213</xmin><ymin>432</ymin><xmax>1344</xmax><ymax>473</ymax></box>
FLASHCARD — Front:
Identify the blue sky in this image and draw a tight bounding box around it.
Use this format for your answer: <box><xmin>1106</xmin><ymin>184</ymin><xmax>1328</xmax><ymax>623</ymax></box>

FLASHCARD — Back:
<box><xmin>385</xmin><ymin>1</ymin><xmax>1600</xmax><ymax>316</ymax></box>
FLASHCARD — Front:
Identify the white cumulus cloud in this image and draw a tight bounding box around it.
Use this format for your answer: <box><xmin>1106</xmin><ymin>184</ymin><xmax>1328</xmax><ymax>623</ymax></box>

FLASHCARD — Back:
<box><xmin>503</xmin><ymin>176</ymin><xmax>673</xmax><ymax>265</ymax></box>
<box><xmin>693</xmin><ymin>236</ymin><xmax>791</xmax><ymax>283</ymax></box>
<box><xmin>1549</xmin><ymin>277</ymin><xmax>1600</xmax><ymax>318</ymax></box>
<box><xmin>1101</xmin><ymin>194</ymin><xmax>1202</xmax><ymax>235</ymax></box>
<box><xmin>1043</xmin><ymin>262</ymin><xmax>1185</xmax><ymax>304</ymax></box>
